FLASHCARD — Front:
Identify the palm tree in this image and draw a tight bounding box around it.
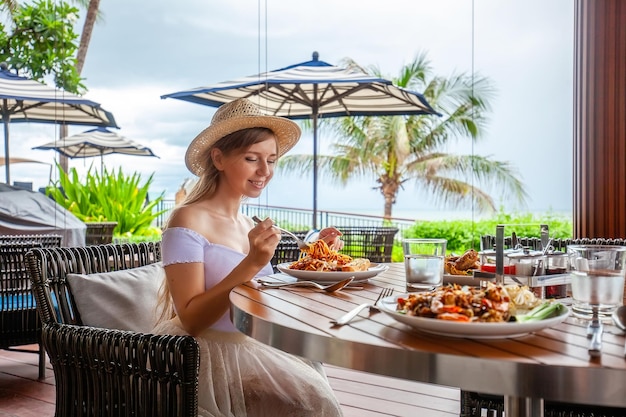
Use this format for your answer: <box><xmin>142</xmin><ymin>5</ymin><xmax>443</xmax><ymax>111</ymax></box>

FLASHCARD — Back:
<box><xmin>279</xmin><ymin>52</ymin><xmax>528</xmax><ymax>220</ymax></box>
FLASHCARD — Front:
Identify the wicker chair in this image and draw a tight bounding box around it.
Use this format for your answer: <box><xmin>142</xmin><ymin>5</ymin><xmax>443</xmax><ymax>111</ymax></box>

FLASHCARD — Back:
<box><xmin>26</xmin><ymin>242</ymin><xmax>200</xmax><ymax>417</ymax></box>
<box><xmin>0</xmin><ymin>234</ymin><xmax>62</xmax><ymax>380</ymax></box>
<box><xmin>0</xmin><ymin>234</ymin><xmax>63</xmax><ymax>248</ymax></box>
<box><xmin>270</xmin><ymin>227</ymin><xmax>399</xmax><ymax>267</ymax></box>
<box><xmin>270</xmin><ymin>231</ymin><xmax>308</xmax><ymax>268</ymax></box>
<box><xmin>84</xmin><ymin>221</ymin><xmax>118</xmax><ymax>245</ymax></box>
<box><xmin>336</xmin><ymin>226</ymin><xmax>398</xmax><ymax>263</ymax></box>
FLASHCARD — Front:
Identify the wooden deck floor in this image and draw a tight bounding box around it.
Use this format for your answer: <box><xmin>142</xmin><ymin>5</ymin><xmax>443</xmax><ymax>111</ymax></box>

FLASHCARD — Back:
<box><xmin>0</xmin><ymin>345</ymin><xmax>460</xmax><ymax>417</ymax></box>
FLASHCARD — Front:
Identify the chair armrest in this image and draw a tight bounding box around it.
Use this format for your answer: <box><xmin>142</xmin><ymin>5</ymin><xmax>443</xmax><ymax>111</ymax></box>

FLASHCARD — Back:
<box><xmin>42</xmin><ymin>322</ymin><xmax>199</xmax><ymax>417</ymax></box>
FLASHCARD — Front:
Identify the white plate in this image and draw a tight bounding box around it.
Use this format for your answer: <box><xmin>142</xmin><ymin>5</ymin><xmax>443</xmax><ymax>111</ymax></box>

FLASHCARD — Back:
<box><xmin>378</xmin><ymin>294</ymin><xmax>570</xmax><ymax>339</ymax></box>
<box><xmin>276</xmin><ymin>262</ymin><xmax>389</xmax><ymax>283</ymax></box>
<box><xmin>443</xmin><ymin>273</ymin><xmax>482</xmax><ymax>287</ymax></box>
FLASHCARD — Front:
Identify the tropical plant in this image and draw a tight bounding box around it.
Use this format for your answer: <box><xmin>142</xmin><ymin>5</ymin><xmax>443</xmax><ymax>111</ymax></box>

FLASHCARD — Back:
<box><xmin>46</xmin><ymin>163</ymin><xmax>166</xmax><ymax>236</ymax></box>
<box><xmin>279</xmin><ymin>52</ymin><xmax>528</xmax><ymax>220</ymax></box>
<box><xmin>0</xmin><ymin>0</ymin><xmax>105</xmax><ymax>170</ymax></box>
<box><xmin>0</xmin><ymin>0</ymin><xmax>84</xmax><ymax>93</ymax></box>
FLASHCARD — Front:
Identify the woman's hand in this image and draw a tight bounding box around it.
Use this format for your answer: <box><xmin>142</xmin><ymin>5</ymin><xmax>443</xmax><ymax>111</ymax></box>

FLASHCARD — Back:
<box><xmin>318</xmin><ymin>227</ymin><xmax>344</xmax><ymax>251</ymax></box>
<box><xmin>247</xmin><ymin>217</ymin><xmax>280</xmax><ymax>267</ymax></box>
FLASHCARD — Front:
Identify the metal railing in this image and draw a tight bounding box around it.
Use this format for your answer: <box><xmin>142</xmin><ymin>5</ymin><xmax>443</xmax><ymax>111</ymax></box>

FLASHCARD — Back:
<box><xmin>155</xmin><ymin>200</ymin><xmax>416</xmax><ymax>240</ymax></box>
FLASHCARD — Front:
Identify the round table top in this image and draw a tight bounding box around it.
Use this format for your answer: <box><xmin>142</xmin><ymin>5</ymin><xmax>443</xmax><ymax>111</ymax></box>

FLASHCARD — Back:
<box><xmin>230</xmin><ymin>263</ymin><xmax>626</xmax><ymax>408</ymax></box>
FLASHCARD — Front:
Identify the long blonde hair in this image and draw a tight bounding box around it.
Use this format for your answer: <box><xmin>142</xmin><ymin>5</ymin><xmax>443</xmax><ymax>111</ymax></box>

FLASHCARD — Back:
<box><xmin>155</xmin><ymin>127</ymin><xmax>277</xmax><ymax>324</ymax></box>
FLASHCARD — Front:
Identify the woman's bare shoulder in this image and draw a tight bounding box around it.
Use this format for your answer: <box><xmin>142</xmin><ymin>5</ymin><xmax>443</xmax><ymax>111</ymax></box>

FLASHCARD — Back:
<box><xmin>167</xmin><ymin>203</ymin><xmax>209</xmax><ymax>229</ymax></box>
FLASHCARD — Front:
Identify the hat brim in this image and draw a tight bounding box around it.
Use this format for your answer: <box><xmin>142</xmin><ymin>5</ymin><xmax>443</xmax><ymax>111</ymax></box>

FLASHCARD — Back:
<box><xmin>185</xmin><ymin>115</ymin><xmax>301</xmax><ymax>176</ymax></box>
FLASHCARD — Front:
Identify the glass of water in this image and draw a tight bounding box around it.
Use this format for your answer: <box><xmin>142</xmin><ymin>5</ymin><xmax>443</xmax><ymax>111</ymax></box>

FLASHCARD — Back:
<box><xmin>402</xmin><ymin>238</ymin><xmax>447</xmax><ymax>292</ymax></box>
<box><xmin>567</xmin><ymin>245</ymin><xmax>626</xmax><ymax>320</ymax></box>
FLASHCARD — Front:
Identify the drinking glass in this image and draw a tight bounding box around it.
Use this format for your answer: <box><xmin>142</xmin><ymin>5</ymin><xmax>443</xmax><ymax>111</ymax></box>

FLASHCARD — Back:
<box><xmin>402</xmin><ymin>238</ymin><xmax>447</xmax><ymax>292</ymax></box>
<box><xmin>567</xmin><ymin>245</ymin><xmax>626</xmax><ymax>319</ymax></box>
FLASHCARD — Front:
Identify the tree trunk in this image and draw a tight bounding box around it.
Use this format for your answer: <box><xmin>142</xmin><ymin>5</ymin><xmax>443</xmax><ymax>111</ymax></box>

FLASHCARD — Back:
<box><xmin>58</xmin><ymin>0</ymin><xmax>100</xmax><ymax>174</ymax></box>
<box><xmin>59</xmin><ymin>125</ymin><xmax>69</xmax><ymax>173</ymax></box>
<box><xmin>383</xmin><ymin>195</ymin><xmax>393</xmax><ymax>220</ymax></box>
<box><xmin>76</xmin><ymin>0</ymin><xmax>100</xmax><ymax>74</ymax></box>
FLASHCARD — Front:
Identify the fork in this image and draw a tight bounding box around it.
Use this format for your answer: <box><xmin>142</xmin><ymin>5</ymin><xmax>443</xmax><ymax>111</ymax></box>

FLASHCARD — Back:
<box><xmin>330</xmin><ymin>287</ymin><xmax>394</xmax><ymax>326</ymax></box>
<box><xmin>256</xmin><ymin>277</ymin><xmax>358</xmax><ymax>293</ymax></box>
<box><xmin>252</xmin><ymin>216</ymin><xmax>311</xmax><ymax>250</ymax></box>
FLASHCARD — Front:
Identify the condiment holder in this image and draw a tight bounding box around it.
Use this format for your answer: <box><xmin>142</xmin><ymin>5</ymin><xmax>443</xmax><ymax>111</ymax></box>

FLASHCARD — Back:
<box><xmin>475</xmin><ymin>225</ymin><xmax>571</xmax><ymax>299</ymax></box>
<box><xmin>506</xmin><ymin>247</ymin><xmax>546</xmax><ymax>277</ymax></box>
<box><xmin>478</xmin><ymin>248</ymin><xmax>515</xmax><ymax>275</ymax></box>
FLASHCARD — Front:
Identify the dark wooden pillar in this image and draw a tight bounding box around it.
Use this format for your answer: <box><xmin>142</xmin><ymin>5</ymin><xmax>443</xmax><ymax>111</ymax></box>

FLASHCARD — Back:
<box><xmin>573</xmin><ymin>0</ymin><xmax>626</xmax><ymax>239</ymax></box>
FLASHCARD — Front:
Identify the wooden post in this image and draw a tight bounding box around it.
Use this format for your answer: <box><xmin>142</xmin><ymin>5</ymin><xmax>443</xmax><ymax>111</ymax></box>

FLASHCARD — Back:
<box><xmin>573</xmin><ymin>0</ymin><xmax>626</xmax><ymax>238</ymax></box>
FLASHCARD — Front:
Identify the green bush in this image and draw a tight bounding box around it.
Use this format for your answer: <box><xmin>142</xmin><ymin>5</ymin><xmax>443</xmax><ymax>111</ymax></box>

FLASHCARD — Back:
<box><xmin>46</xmin><ymin>163</ymin><xmax>167</xmax><ymax>237</ymax></box>
<box><xmin>115</xmin><ymin>227</ymin><xmax>163</xmax><ymax>243</ymax></box>
<box><xmin>393</xmin><ymin>210</ymin><xmax>573</xmax><ymax>261</ymax></box>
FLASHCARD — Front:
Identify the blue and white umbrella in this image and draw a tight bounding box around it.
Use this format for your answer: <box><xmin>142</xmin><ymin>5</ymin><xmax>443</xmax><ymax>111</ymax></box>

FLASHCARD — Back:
<box><xmin>33</xmin><ymin>127</ymin><xmax>158</xmax><ymax>174</ymax></box>
<box><xmin>0</xmin><ymin>63</ymin><xmax>118</xmax><ymax>184</ymax></box>
<box><xmin>162</xmin><ymin>51</ymin><xmax>439</xmax><ymax>228</ymax></box>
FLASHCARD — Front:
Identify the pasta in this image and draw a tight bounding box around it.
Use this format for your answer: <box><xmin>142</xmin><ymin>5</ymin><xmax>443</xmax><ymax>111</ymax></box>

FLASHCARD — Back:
<box><xmin>289</xmin><ymin>240</ymin><xmax>355</xmax><ymax>272</ymax></box>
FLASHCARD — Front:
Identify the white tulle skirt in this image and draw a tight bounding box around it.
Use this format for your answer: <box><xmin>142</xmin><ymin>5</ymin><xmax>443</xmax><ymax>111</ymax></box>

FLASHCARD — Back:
<box><xmin>151</xmin><ymin>318</ymin><xmax>343</xmax><ymax>417</ymax></box>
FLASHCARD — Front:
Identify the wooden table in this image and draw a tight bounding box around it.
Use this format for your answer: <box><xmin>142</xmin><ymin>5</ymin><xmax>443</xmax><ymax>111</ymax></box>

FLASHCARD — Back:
<box><xmin>230</xmin><ymin>263</ymin><xmax>626</xmax><ymax>417</ymax></box>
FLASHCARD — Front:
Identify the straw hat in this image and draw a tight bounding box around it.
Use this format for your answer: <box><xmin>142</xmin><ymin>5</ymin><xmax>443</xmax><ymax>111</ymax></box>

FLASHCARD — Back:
<box><xmin>185</xmin><ymin>98</ymin><xmax>301</xmax><ymax>176</ymax></box>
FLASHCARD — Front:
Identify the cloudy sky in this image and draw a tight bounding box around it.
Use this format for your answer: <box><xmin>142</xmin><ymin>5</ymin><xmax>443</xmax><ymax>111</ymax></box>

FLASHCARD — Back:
<box><xmin>8</xmin><ymin>0</ymin><xmax>574</xmax><ymax>220</ymax></box>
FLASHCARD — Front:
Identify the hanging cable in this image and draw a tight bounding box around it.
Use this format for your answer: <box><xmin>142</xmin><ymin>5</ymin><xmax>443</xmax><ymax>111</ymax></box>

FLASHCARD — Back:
<box><xmin>257</xmin><ymin>0</ymin><xmax>261</xmax><ymax>93</ymax></box>
<box><xmin>471</xmin><ymin>0</ymin><xmax>476</xmax><ymax>247</ymax></box>
<box><xmin>264</xmin><ymin>0</ymin><xmax>268</xmax><ymax>81</ymax></box>
<box><xmin>52</xmin><ymin>0</ymin><xmax>63</xmax><ymax>232</ymax></box>
<box><xmin>263</xmin><ymin>0</ymin><xmax>270</xmax><ymax>208</ymax></box>
<box><xmin>254</xmin><ymin>0</ymin><xmax>271</xmax><ymax>209</ymax></box>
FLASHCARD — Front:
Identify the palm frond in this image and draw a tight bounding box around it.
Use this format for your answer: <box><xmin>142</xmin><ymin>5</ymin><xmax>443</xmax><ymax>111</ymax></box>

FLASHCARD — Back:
<box><xmin>279</xmin><ymin>53</ymin><xmax>527</xmax><ymax>219</ymax></box>
<box><xmin>419</xmin><ymin>176</ymin><xmax>496</xmax><ymax>213</ymax></box>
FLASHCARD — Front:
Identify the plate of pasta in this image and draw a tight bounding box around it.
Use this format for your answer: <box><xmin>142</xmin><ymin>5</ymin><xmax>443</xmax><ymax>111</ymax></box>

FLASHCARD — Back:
<box><xmin>276</xmin><ymin>262</ymin><xmax>389</xmax><ymax>282</ymax></box>
<box><xmin>275</xmin><ymin>239</ymin><xmax>389</xmax><ymax>282</ymax></box>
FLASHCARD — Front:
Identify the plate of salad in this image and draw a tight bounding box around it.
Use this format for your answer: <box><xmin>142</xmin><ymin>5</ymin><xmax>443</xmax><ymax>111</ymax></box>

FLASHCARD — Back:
<box><xmin>377</xmin><ymin>285</ymin><xmax>570</xmax><ymax>339</ymax></box>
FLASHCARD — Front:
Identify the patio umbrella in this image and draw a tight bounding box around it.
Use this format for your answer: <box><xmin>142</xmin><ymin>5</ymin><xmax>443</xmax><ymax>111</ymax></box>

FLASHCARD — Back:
<box><xmin>0</xmin><ymin>63</ymin><xmax>118</xmax><ymax>184</ymax></box>
<box><xmin>0</xmin><ymin>156</ymin><xmax>52</xmax><ymax>188</ymax></box>
<box><xmin>33</xmin><ymin>127</ymin><xmax>158</xmax><ymax>174</ymax></box>
<box><xmin>161</xmin><ymin>51</ymin><xmax>439</xmax><ymax>228</ymax></box>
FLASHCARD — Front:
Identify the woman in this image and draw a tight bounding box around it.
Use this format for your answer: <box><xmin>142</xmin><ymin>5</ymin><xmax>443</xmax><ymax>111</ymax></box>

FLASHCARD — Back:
<box><xmin>152</xmin><ymin>98</ymin><xmax>343</xmax><ymax>417</ymax></box>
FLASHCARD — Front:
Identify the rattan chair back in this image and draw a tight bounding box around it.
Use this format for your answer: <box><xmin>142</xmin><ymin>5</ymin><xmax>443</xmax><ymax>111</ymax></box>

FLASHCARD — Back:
<box><xmin>480</xmin><ymin>235</ymin><xmax>626</xmax><ymax>252</ymax></box>
<box><xmin>26</xmin><ymin>242</ymin><xmax>200</xmax><ymax>417</ymax></box>
<box><xmin>337</xmin><ymin>226</ymin><xmax>398</xmax><ymax>263</ymax></box>
<box><xmin>271</xmin><ymin>231</ymin><xmax>308</xmax><ymax>267</ymax></box>
<box><xmin>84</xmin><ymin>221</ymin><xmax>118</xmax><ymax>245</ymax></box>
<box><xmin>0</xmin><ymin>234</ymin><xmax>61</xmax><ymax>380</ymax></box>
<box><xmin>270</xmin><ymin>227</ymin><xmax>399</xmax><ymax>267</ymax></box>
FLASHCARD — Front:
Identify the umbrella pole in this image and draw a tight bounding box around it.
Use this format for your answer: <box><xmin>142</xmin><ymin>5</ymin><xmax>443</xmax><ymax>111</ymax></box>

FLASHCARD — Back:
<box><xmin>312</xmin><ymin>113</ymin><xmax>318</xmax><ymax>230</ymax></box>
<box><xmin>3</xmin><ymin>110</ymin><xmax>10</xmax><ymax>184</ymax></box>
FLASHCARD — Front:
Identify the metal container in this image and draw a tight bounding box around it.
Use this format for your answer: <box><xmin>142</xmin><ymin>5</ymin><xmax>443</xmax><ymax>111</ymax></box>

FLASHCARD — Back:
<box><xmin>478</xmin><ymin>248</ymin><xmax>515</xmax><ymax>275</ymax></box>
<box><xmin>544</xmin><ymin>251</ymin><xmax>569</xmax><ymax>298</ymax></box>
<box><xmin>506</xmin><ymin>247</ymin><xmax>546</xmax><ymax>277</ymax></box>
<box><xmin>505</xmin><ymin>248</ymin><xmax>570</xmax><ymax>299</ymax></box>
